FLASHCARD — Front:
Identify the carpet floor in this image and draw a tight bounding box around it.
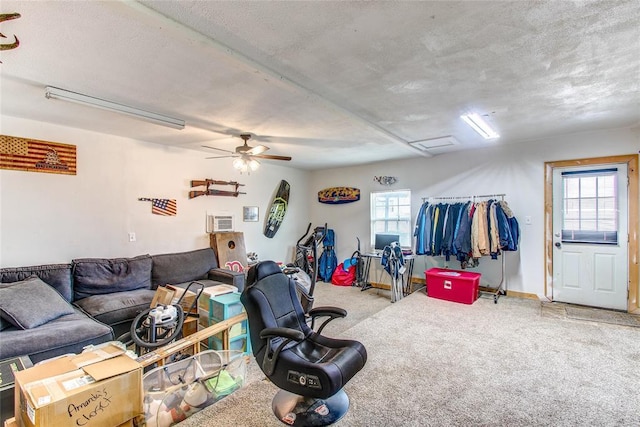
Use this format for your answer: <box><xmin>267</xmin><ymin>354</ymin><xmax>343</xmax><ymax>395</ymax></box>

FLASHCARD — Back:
<box><xmin>541</xmin><ymin>301</ymin><xmax>640</xmax><ymax>328</ymax></box>
<box><xmin>178</xmin><ymin>284</ymin><xmax>639</xmax><ymax>426</ymax></box>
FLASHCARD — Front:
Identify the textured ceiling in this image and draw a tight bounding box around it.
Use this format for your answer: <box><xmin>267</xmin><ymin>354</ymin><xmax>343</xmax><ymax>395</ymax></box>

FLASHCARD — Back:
<box><xmin>1</xmin><ymin>1</ymin><xmax>638</xmax><ymax>170</ymax></box>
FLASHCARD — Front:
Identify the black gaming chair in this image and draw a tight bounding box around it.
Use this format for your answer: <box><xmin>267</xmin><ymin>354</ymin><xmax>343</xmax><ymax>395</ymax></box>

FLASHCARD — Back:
<box><xmin>241</xmin><ymin>260</ymin><xmax>367</xmax><ymax>426</ymax></box>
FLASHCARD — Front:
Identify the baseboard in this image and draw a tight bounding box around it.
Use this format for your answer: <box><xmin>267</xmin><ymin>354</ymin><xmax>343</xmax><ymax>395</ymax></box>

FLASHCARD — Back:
<box><xmin>504</xmin><ymin>290</ymin><xmax>538</xmax><ymax>300</ymax></box>
<box><xmin>370</xmin><ymin>278</ymin><xmax>538</xmax><ymax>300</ymax></box>
<box><xmin>368</xmin><ymin>282</ymin><xmax>391</xmax><ymax>290</ymax></box>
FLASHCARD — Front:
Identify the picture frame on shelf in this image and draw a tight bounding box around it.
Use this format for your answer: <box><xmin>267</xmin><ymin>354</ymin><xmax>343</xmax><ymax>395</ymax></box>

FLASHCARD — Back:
<box><xmin>243</xmin><ymin>206</ymin><xmax>259</xmax><ymax>222</ymax></box>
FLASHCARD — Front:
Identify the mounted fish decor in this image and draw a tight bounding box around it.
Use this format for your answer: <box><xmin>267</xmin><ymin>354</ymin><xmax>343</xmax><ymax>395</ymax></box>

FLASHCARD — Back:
<box><xmin>374</xmin><ymin>176</ymin><xmax>397</xmax><ymax>186</ymax></box>
<box><xmin>318</xmin><ymin>187</ymin><xmax>361</xmax><ymax>204</ymax></box>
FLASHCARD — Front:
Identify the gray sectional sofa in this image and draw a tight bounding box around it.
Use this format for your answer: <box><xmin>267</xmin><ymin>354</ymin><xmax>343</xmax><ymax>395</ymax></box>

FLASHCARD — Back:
<box><xmin>0</xmin><ymin>247</ymin><xmax>244</xmax><ymax>364</ymax></box>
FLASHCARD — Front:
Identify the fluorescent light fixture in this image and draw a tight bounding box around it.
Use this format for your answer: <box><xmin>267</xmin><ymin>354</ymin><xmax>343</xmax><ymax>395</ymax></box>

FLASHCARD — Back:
<box><xmin>461</xmin><ymin>113</ymin><xmax>499</xmax><ymax>139</ymax></box>
<box><xmin>45</xmin><ymin>86</ymin><xmax>185</xmax><ymax>130</ymax></box>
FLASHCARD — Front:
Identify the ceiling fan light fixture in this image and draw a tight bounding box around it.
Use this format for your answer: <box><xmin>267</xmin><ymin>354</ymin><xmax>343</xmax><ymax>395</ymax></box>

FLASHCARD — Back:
<box><xmin>44</xmin><ymin>86</ymin><xmax>185</xmax><ymax>130</ymax></box>
<box><xmin>232</xmin><ymin>157</ymin><xmax>245</xmax><ymax>170</ymax></box>
<box><xmin>461</xmin><ymin>113</ymin><xmax>499</xmax><ymax>140</ymax></box>
<box><xmin>248</xmin><ymin>158</ymin><xmax>260</xmax><ymax>171</ymax></box>
<box><xmin>232</xmin><ymin>156</ymin><xmax>260</xmax><ymax>173</ymax></box>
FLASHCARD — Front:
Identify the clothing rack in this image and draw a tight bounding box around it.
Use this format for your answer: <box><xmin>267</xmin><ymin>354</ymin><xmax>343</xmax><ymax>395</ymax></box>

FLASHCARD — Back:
<box><xmin>420</xmin><ymin>194</ymin><xmax>507</xmax><ymax>303</ymax></box>
<box><xmin>421</xmin><ymin>193</ymin><xmax>506</xmax><ymax>202</ymax></box>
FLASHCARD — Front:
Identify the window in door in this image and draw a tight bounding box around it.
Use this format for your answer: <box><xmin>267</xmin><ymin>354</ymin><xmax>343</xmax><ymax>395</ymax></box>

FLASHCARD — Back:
<box><xmin>370</xmin><ymin>190</ymin><xmax>412</xmax><ymax>247</ymax></box>
<box><xmin>561</xmin><ymin>168</ymin><xmax>618</xmax><ymax>244</ymax></box>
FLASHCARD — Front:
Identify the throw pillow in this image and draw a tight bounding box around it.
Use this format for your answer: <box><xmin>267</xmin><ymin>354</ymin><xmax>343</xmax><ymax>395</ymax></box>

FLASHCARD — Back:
<box><xmin>0</xmin><ymin>276</ymin><xmax>75</xmax><ymax>329</ymax></box>
<box><xmin>72</xmin><ymin>255</ymin><xmax>152</xmax><ymax>300</ymax></box>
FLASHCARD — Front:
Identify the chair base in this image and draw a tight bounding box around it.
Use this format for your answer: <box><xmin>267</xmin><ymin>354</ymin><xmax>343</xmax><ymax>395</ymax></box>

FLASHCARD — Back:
<box><xmin>272</xmin><ymin>389</ymin><xmax>349</xmax><ymax>426</ymax></box>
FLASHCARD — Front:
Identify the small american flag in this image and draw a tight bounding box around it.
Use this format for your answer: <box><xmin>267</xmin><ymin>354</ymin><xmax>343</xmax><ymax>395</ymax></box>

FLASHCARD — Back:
<box><xmin>138</xmin><ymin>198</ymin><xmax>177</xmax><ymax>216</ymax></box>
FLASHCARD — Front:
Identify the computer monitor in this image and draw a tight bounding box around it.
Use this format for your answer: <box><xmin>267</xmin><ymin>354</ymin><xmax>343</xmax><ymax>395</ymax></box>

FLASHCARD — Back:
<box><xmin>374</xmin><ymin>233</ymin><xmax>400</xmax><ymax>251</ymax></box>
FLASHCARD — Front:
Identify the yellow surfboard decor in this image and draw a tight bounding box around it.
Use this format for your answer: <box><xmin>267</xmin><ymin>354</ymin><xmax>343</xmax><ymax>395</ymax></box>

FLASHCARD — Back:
<box><xmin>318</xmin><ymin>187</ymin><xmax>361</xmax><ymax>204</ymax></box>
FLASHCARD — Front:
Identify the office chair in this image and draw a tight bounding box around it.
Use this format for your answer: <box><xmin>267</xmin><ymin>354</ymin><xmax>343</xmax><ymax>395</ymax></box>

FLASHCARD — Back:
<box><xmin>241</xmin><ymin>260</ymin><xmax>367</xmax><ymax>426</ymax></box>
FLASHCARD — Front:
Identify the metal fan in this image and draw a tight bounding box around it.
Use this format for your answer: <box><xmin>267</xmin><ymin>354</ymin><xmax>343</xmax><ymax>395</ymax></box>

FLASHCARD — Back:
<box><xmin>203</xmin><ymin>133</ymin><xmax>292</xmax><ymax>162</ymax></box>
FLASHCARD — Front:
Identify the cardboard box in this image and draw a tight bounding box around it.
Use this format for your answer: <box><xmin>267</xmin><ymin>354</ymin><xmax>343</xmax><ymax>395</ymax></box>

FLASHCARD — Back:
<box><xmin>14</xmin><ymin>344</ymin><xmax>142</xmax><ymax>427</ymax></box>
<box><xmin>182</xmin><ymin>316</ymin><xmax>198</xmax><ymax>338</ymax></box>
<box><xmin>425</xmin><ymin>268</ymin><xmax>480</xmax><ymax>304</ymax></box>
<box><xmin>167</xmin><ymin>283</ymin><xmax>236</xmax><ymax>313</ymax></box>
<box><xmin>150</xmin><ymin>286</ymin><xmax>175</xmax><ymax>308</ymax></box>
<box><xmin>197</xmin><ymin>285</ymin><xmax>237</xmax><ymax>312</ymax></box>
<box><xmin>115</xmin><ymin>415</ymin><xmax>142</xmax><ymax>427</ymax></box>
<box><xmin>166</xmin><ymin>285</ymin><xmax>199</xmax><ymax>314</ymax></box>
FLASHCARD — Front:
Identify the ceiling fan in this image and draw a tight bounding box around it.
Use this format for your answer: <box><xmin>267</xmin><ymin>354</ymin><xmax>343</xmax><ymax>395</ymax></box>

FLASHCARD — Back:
<box><xmin>202</xmin><ymin>133</ymin><xmax>292</xmax><ymax>163</ymax></box>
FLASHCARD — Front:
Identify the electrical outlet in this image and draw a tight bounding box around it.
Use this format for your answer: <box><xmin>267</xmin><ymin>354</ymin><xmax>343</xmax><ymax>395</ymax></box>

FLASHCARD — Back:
<box><xmin>128</xmin><ymin>232</ymin><xmax>136</xmax><ymax>242</ymax></box>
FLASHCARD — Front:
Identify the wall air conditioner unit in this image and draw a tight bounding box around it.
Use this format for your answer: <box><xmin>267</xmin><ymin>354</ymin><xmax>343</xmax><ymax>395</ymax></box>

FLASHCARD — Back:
<box><xmin>206</xmin><ymin>214</ymin><xmax>235</xmax><ymax>233</ymax></box>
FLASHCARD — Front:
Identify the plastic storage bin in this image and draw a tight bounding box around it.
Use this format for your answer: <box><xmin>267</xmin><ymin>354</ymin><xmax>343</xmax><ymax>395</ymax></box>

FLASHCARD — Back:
<box><xmin>200</xmin><ymin>292</ymin><xmax>251</xmax><ymax>355</ymax></box>
<box><xmin>142</xmin><ymin>350</ymin><xmax>246</xmax><ymax>427</ymax></box>
<box><xmin>211</xmin><ymin>292</ymin><xmax>245</xmax><ymax>320</ymax></box>
<box><xmin>425</xmin><ymin>268</ymin><xmax>481</xmax><ymax>304</ymax></box>
<box><xmin>208</xmin><ymin>336</ymin><xmax>248</xmax><ymax>352</ymax></box>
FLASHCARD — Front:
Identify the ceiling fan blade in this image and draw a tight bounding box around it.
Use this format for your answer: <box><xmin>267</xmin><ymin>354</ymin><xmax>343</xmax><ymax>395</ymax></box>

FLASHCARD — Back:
<box><xmin>205</xmin><ymin>155</ymin><xmax>238</xmax><ymax>159</ymax></box>
<box><xmin>247</xmin><ymin>145</ymin><xmax>269</xmax><ymax>155</ymax></box>
<box><xmin>202</xmin><ymin>145</ymin><xmax>234</xmax><ymax>154</ymax></box>
<box><xmin>253</xmin><ymin>154</ymin><xmax>292</xmax><ymax>161</ymax></box>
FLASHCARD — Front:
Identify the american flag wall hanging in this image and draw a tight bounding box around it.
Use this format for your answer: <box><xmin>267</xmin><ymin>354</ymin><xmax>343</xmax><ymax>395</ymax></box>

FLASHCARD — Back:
<box><xmin>138</xmin><ymin>198</ymin><xmax>177</xmax><ymax>216</ymax></box>
<box><xmin>0</xmin><ymin>135</ymin><xmax>77</xmax><ymax>175</ymax></box>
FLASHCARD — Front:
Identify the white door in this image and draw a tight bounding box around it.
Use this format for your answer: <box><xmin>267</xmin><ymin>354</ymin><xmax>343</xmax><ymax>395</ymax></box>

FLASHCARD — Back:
<box><xmin>552</xmin><ymin>164</ymin><xmax>628</xmax><ymax>310</ymax></box>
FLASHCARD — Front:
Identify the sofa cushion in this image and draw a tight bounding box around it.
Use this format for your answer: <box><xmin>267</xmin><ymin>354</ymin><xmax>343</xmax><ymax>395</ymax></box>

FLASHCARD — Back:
<box><xmin>74</xmin><ymin>288</ymin><xmax>156</xmax><ymax>327</ymax></box>
<box><xmin>73</xmin><ymin>255</ymin><xmax>152</xmax><ymax>300</ymax></box>
<box><xmin>0</xmin><ymin>308</ymin><xmax>114</xmax><ymax>364</ymax></box>
<box><xmin>0</xmin><ymin>276</ymin><xmax>75</xmax><ymax>329</ymax></box>
<box><xmin>0</xmin><ymin>263</ymin><xmax>73</xmax><ymax>302</ymax></box>
<box><xmin>151</xmin><ymin>248</ymin><xmax>217</xmax><ymax>288</ymax></box>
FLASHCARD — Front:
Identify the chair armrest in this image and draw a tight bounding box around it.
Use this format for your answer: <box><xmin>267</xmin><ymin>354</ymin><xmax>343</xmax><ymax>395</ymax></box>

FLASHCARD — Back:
<box><xmin>259</xmin><ymin>327</ymin><xmax>305</xmax><ymax>376</ymax></box>
<box><xmin>208</xmin><ymin>268</ymin><xmax>246</xmax><ymax>291</ymax></box>
<box><xmin>308</xmin><ymin>306</ymin><xmax>347</xmax><ymax>318</ymax></box>
<box><xmin>260</xmin><ymin>327</ymin><xmax>304</xmax><ymax>341</ymax></box>
<box><xmin>308</xmin><ymin>306</ymin><xmax>347</xmax><ymax>334</ymax></box>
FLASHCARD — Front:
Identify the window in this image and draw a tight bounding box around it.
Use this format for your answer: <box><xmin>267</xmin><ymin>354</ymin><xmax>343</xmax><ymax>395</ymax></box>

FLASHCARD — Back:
<box><xmin>370</xmin><ymin>190</ymin><xmax>412</xmax><ymax>247</ymax></box>
<box><xmin>561</xmin><ymin>168</ymin><xmax>618</xmax><ymax>244</ymax></box>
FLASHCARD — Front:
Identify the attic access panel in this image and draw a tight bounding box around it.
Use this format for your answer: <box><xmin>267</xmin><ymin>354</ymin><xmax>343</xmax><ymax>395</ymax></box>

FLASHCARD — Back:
<box><xmin>408</xmin><ymin>136</ymin><xmax>460</xmax><ymax>151</ymax></box>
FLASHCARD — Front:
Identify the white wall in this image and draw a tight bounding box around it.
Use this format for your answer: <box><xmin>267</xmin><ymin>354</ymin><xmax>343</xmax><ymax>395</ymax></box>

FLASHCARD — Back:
<box><xmin>0</xmin><ymin>117</ymin><xmax>309</xmax><ymax>267</ymax></box>
<box><xmin>2</xmin><ymin>117</ymin><xmax>637</xmax><ymax>300</ymax></box>
<box><xmin>309</xmin><ymin>127</ymin><xmax>639</xmax><ymax>297</ymax></box>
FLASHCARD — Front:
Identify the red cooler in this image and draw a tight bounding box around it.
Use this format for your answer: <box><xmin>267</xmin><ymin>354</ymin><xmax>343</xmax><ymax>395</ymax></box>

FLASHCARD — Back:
<box><xmin>425</xmin><ymin>268</ymin><xmax>480</xmax><ymax>304</ymax></box>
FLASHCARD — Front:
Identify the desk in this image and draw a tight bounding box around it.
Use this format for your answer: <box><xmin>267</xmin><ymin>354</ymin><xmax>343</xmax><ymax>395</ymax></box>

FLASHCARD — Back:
<box><xmin>361</xmin><ymin>253</ymin><xmax>415</xmax><ymax>302</ymax></box>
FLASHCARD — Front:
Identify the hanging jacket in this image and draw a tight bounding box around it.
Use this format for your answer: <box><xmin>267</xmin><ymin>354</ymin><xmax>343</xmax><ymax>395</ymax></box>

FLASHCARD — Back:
<box><xmin>431</xmin><ymin>204</ymin><xmax>447</xmax><ymax>256</ymax></box>
<box><xmin>499</xmin><ymin>201</ymin><xmax>520</xmax><ymax>251</ymax></box>
<box><xmin>414</xmin><ymin>201</ymin><xmax>429</xmax><ymax>255</ymax></box>
<box><xmin>488</xmin><ymin>200</ymin><xmax>501</xmax><ymax>259</ymax></box>
<box><xmin>454</xmin><ymin>202</ymin><xmax>474</xmax><ymax>263</ymax></box>
<box><xmin>494</xmin><ymin>203</ymin><xmax>514</xmax><ymax>251</ymax></box>
<box><xmin>451</xmin><ymin>202</ymin><xmax>468</xmax><ymax>257</ymax></box>
<box><xmin>442</xmin><ymin>203</ymin><xmax>461</xmax><ymax>261</ymax></box>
